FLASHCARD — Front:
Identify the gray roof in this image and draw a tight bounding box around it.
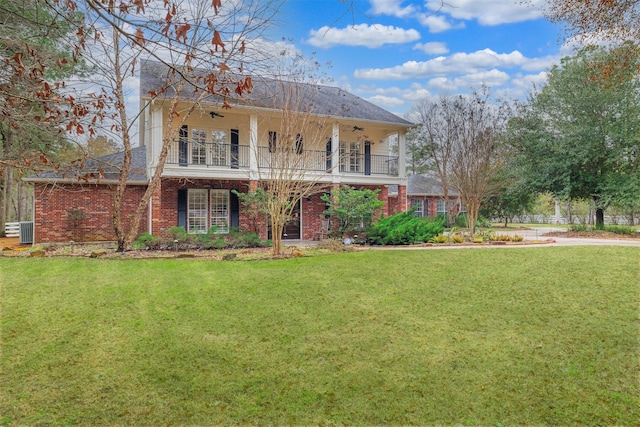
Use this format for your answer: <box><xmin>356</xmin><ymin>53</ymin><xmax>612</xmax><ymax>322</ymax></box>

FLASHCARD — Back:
<box><xmin>407</xmin><ymin>174</ymin><xmax>459</xmax><ymax>196</ymax></box>
<box><xmin>140</xmin><ymin>60</ymin><xmax>413</xmax><ymax>127</ymax></box>
<box><xmin>27</xmin><ymin>146</ymin><xmax>148</xmax><ymax>183</ymax></box>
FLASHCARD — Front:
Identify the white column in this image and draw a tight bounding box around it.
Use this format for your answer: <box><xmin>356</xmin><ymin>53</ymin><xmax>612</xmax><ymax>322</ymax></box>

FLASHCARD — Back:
<box><xmin>331</xmin><ymin>122</ymin><xmax>340</xmax><ymax>183</ymax></box>
<box><xmin>148</xmin><ymin>106</ymin><xmax>163</xmax><ymax>178</ymax></box>
<box><xmin>554</xmin><ymin>199</ymin><xmax>562</xmax><ymax>225</ymax></box>
<box><xmin>249</xmin><ymin>114</ymin><xmax>258</xmax><ymax>181</ymax></box>
<box><xmin>397</xmin><ymin>130</ymin><xmax>407</xmax><ymax>179</ymax></box>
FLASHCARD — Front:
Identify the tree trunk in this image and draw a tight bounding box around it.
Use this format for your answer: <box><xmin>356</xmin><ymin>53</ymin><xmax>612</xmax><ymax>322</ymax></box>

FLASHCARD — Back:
<box><xmin>5</xmin><ymin>167</ymin><xmax>13</xmax><ymax>222</ymax></box>
<box><xmin>466</xmin><ymin>198</ymin><xmax>480</xmax><ymax>237</ymax></box>
<box><xmin>271</xmin><ymin>217</ymin><xmax>283</xmax><ymax>256</ymax></box>
<box><xmin>595</xmin><ymin>207</ymin><xmax>605</xmax><ymax>230</ymax></box>
<box><xmin>0</xmin><ymin>167</ymin><xmax>8</xmax><ymax>234</ymax></box>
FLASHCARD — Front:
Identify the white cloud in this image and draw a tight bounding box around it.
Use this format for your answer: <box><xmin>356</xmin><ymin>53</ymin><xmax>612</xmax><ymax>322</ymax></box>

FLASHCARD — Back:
<box><xmin>520</xmin><ymin>54</ymin><xmax>558</xmax><ymax>71</ymax></box>
<box><xmin>368</xmin><ymin>94</ymin><xmax>406</xmax><ymax>107</ymax></box>
<box><xmin>413</xmin><ymin>41</ymin><xmax>449</xmax><ymax>55</ymax></box>
<box><xmin>510</xmin><ymin>71</ymin><xmax>549</xmax><ymax>92</ymax></box>
<box><xmin>402</xmin><ymin>83</ymin><xmax>433</xmax><ymax>101</ymax></box>
<box><xmin>354</xmin><ymin>48</ymin><xmax>527</xmax><ymax>80</ymax></box>
<box><xmin>307</xmin><ymin>24</ymin><xmax>420</xmax><ymax>48</ymax></box>
<box><xmin>424</xmin><ymin>0</ymin><xmax>545</xmax><ymax>26</ymax></box>
<box><xmin>355</xmin><ymin>83</ymin><xmax>432</xmax><ymax>107</ymax></box>
<box><xmin>368</xmin><ymin>0</ymin><xmax>417</xmax><ymax>18</ymax></box>
<box><xmin>427</xmin><ymin>77</ymin><xmax>458</xmax><ymax>91</ymax></box>
<box><xmin>417</xmin><ymin>13</ymin><xmax>465</xmax><ymax>33</ymax></box>
<box><xmin>451</xmin><ymin>69</ymin><xmax>511</xmax><ymax>88</ymax></box>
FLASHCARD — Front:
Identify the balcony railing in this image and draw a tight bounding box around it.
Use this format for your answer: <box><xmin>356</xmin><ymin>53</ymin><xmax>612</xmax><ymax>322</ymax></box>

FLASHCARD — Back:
<box><xmin>166</xmin><ymin>141</ymin><xmax>250</xmax><ymax>169</ymax></box>
<box><xmin>165</xmin><ymin>140</ymin><xmax>399</xmax><ymax>177</ymax></box>
<box><xmin>256</xmin><ymin>147</ymin><xmax>329</xmax><ymax>172</ymax></box>
<box><xmin>339</xmin><ymin>153</ymin><xmax>399</xmax><ymax>176</ymax></box>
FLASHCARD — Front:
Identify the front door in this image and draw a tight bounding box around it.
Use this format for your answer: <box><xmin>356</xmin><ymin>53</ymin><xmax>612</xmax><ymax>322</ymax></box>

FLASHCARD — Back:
<box><xmin>283</xmin><ymin>199</ymin><xmax>301</xmax><ymax>239</ymax></box>
<box><xmin>268</xmin><ymin>199</ymin><xmax>301</xmax><ymax>240</ymax></box>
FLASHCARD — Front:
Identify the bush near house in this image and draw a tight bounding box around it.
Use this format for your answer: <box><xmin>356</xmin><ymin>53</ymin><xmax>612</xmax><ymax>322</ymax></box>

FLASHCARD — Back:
<box><xmin>367</xmin><ymin>211</ymin><xmax>444</xmax><ymax>245</ymax></box>
<box><xmin>135</xmin><ymin>227</ymin><xmax>267</xmax><ymax>250</ymax></box>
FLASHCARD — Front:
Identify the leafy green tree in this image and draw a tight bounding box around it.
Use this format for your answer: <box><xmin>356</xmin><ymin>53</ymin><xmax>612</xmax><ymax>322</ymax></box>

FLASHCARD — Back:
<box><xmin>480</xmin><ymin>175</ymin><xmax>535</xmax><ymax>227</ymax></box>
<box><xmin>321</xmin><ymin>185</ymin><xmax>384</xmax><ymax>237</ymax></box>
<box><xmin>508</xmin><ymin>43</ymin><xmax>640</xmax><ymax>229</ymax></box>
<box><xmin>0</xmin><ymin>0</ymin><xmax>78</xmax><ymax>229</ymax></box>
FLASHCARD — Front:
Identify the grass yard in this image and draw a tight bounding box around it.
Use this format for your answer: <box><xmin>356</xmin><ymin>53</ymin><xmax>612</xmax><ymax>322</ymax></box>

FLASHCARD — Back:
<box><xmin>1</xmin><ymin>247</ymin><xmax>638</xmax><ymax>425</ymax></box>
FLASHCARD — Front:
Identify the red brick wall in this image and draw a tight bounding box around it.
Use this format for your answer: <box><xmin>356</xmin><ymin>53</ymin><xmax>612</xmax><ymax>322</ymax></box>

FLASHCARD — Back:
<box><xmin>33</xmin><ymin>183</ymin><xmax>148</xmax><ymax>243</ymax></box>
<box><xmin>301</xmin><ymin>193</ymin><xmax>328</xmax><ymax>240</ymax></box>
<box><xmin>34</xmin><ymin>179</ymin><xmax>408</xmax><ymax>243</ymax></box>
<box><xmin>408</xmin><ymin>195</ymin><xmax>461</xmax><ymax>217</ymax></box>
<box><xmin>157</xmin><ymin>178</ymin><xmax>255</xmax><ymax>236</ymax></box>
<box><xmin>396</xmin><ymin>185</ymin><xmax>407</xmax><ymax>213</ymax></box>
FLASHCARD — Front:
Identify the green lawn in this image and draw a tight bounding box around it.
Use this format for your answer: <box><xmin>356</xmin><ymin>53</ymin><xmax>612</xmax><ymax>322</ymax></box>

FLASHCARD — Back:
<box><xmin>1</xmin><ymin>247</ymin><xmax>638</xmax><ymax>425</ymax></box>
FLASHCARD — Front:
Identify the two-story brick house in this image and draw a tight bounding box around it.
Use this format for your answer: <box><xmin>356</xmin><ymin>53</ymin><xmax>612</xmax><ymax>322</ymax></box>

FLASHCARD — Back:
<box><xmin>26</xmin><ymin>61</ymin><xmax>413</xmax><ymax>243</ymax></box>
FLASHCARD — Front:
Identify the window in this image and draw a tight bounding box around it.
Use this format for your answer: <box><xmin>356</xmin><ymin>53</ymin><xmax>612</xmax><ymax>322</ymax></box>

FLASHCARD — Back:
<box><xmin>438</xmin><ymin>199</ymin><xmax>457</xmax><ymax>215</ymax></box>
<box><xmin>410</xmin><ymin>199</ymin><xmax>424</xmax><ymax>217</ymax></box>
<box><xmin>295</xmin><ymin>134</ymin><xmax>303</xmax><ymax>154</ymax></box>
<box><xmin>187</xmin><ymin>189</ymin><xmax>230</xmax><ymax>234</ymax></box>
<box><xmin>191</xmin><ymin>128</ymin><xmax>207</xmax><ymax>165</ymax></box>
<box><xmin>210</xmin><ymin>190</ymin><xmax>229</xmax><ymax>233</ymax></box>
<box><xmin>188</xmin><ymin>189</ymin><xmax>208</xmax><ymax>233</ymax></box>
<box><xmin>339</xmin><ymin>141</ymin><xmax>361</xmax><ymax>172</ymax></box>
<box><xmin>210</xmin><ymin>130</ymin><xmax>227</xmax><ymax>166</ymax></box>
<box><xmin>268</xmin><ymin>131</ymin><xmax>277</xmax><ymax>153</ymax></box>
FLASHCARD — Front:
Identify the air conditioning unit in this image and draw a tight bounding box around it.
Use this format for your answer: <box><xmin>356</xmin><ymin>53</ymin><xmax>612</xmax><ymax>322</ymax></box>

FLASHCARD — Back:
<box><xmin>19</xmin><ymin>221</ymin><xmax>34</xmax><ymax>245</ymax></box>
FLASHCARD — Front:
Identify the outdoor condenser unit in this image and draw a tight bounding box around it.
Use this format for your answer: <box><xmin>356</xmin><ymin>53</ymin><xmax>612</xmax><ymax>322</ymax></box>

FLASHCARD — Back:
<box><xmin>19</xmin><ymin>221</ymin><xmax>34</xmax><ymax>245</ymax></box>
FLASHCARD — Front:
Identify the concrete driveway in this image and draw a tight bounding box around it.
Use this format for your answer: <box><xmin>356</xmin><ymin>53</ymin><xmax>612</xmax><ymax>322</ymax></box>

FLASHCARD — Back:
<box><xmin>368</xmin><ymin>227</ymin><xmax>640</xmax><ymax>250</ymax></box>
<box><xmin>505</xmin><ymin>227</ymin><xmax>640</xmax><ymax>247</ymax></box>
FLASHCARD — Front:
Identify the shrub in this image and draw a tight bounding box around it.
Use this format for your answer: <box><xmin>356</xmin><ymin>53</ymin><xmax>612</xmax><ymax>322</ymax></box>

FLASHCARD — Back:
<box><xmin>224</xmin><ymin>229</ymin><xmax>264</xmax><ymax>248</ymax></box>
<box><xmin>367</xmin><ymin>212</ymin><xmax>444</xmax><ymax>245</ymax></box>
<box><xmin>435</xmin><ymin>213</ymin><xmax>450</xmax><ymax>228</ymax></box>
<box><xmin>569</xmin><ymin>224</ymin><xmax>588</xmax><ymax>232</ymax></box>
<box><xmin>429</xmin><ymin>234</ymin><xmax>448</xmax><ymax>244</ymax></box>
<box><xmin>134</xmin><ymin>233</ymin><xmax>158</xmax><ymax>249</ymax></box>
<box><xmin>450</xmin><ymin>234</ymin><xmax>465</xmax><ymax>243</ymax></box>
<box><xmin>475</xmin><ymin>216</ymin><xmax>492</xmax><ymax>228</ymax></box>
<box><xmin>138</xmin><ymin>228</ymin><xmax>267</xmax><ymax>251</ymax></box>
<box><xmin>604</xmin><ymin>225</ymin><xmax>636</xmax><ymax>235</ymax></box>
<box><xmin>474</xmin><ymin>229</ymin><xmax>492</xmax><ymax>242</ymax></box>
<box><xmin>512</xmin><ymin>234</ymin><xmax>524</xmax><ymax>242</ymax></box>
<box><xmin>489</xmin><ymin>233</ymin><xmax>512</xmax><ymax>242</ymax></box>
<box><xmin>455</xmin><ymin>214</ymin><xmax>468</xmax><ymax>228</ymax></box>
<box><xmin>165</xmin><ymin>226</ymin><xmax>188</xmax><ymax>240</ymax></box>
<box><xmin>568</xmin><ymin>224</ymin><xmax>635</xmax><ymax>235</ymax></box>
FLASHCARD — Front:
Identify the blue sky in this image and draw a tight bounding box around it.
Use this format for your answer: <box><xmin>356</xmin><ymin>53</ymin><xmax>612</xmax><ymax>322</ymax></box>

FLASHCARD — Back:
<box><xmin>267</xmin><ymin>0</ymin><xmax>571</xmax><ymax>117</ymax></box>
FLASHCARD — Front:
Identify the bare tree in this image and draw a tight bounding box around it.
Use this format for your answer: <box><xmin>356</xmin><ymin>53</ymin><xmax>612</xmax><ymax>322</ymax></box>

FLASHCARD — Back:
<box><xmin>449</xmin><ymin>87</ymin><xmax>511</xmax><ymax>236</ymax></box>
<box><xmin>408</xmin><ymin>95</ymin><xmax>457</xmax><ymax>226</ymax></box>
<box><xmin>409</xmin><ymin>88</ymin><xmax>511</xmax><ymax>235</ymax></box>
<box><xmin>2</xmin><ymin>0</ymin><xmax>281</xmax><ymax>250</ymax></box>
<box><xmin>538</xmin><ymin>0</ymin><xmax>640</xmax><ymax>42</ymax></box>
<box><xmin>242</xmin><ymin>75</ymin><xmax>333</xmax><ymax>255</ymax></box>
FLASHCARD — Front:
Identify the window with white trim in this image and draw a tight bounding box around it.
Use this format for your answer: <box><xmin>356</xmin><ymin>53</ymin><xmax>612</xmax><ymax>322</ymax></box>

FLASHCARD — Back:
<box><xmin>191</xmin><ymin>128</ymin><xmax>207</xmax><ymax>165</ymax></box>
<box><xmin>210</xmin><ymin>190</ymin><xmax>230</xmax><ymax>233</ymax></box>
<box><xmin>210</xmin><ymin>130</ymin><xmax>228</xmax><ymax>166</ymax></box>
<box><xmin>339</xmin><ymin>141</ymin><xmax>361</xmax><ymax>172</ymax></box>
<box><xmin>410</xmin><ymin>199</ymin><xmax>424</xmax><ymax>217</ymax></box>
<box><xmin>188</xmin><ymin>189</ymin><xmax>208</xmax><ymax>233</ymax></box>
